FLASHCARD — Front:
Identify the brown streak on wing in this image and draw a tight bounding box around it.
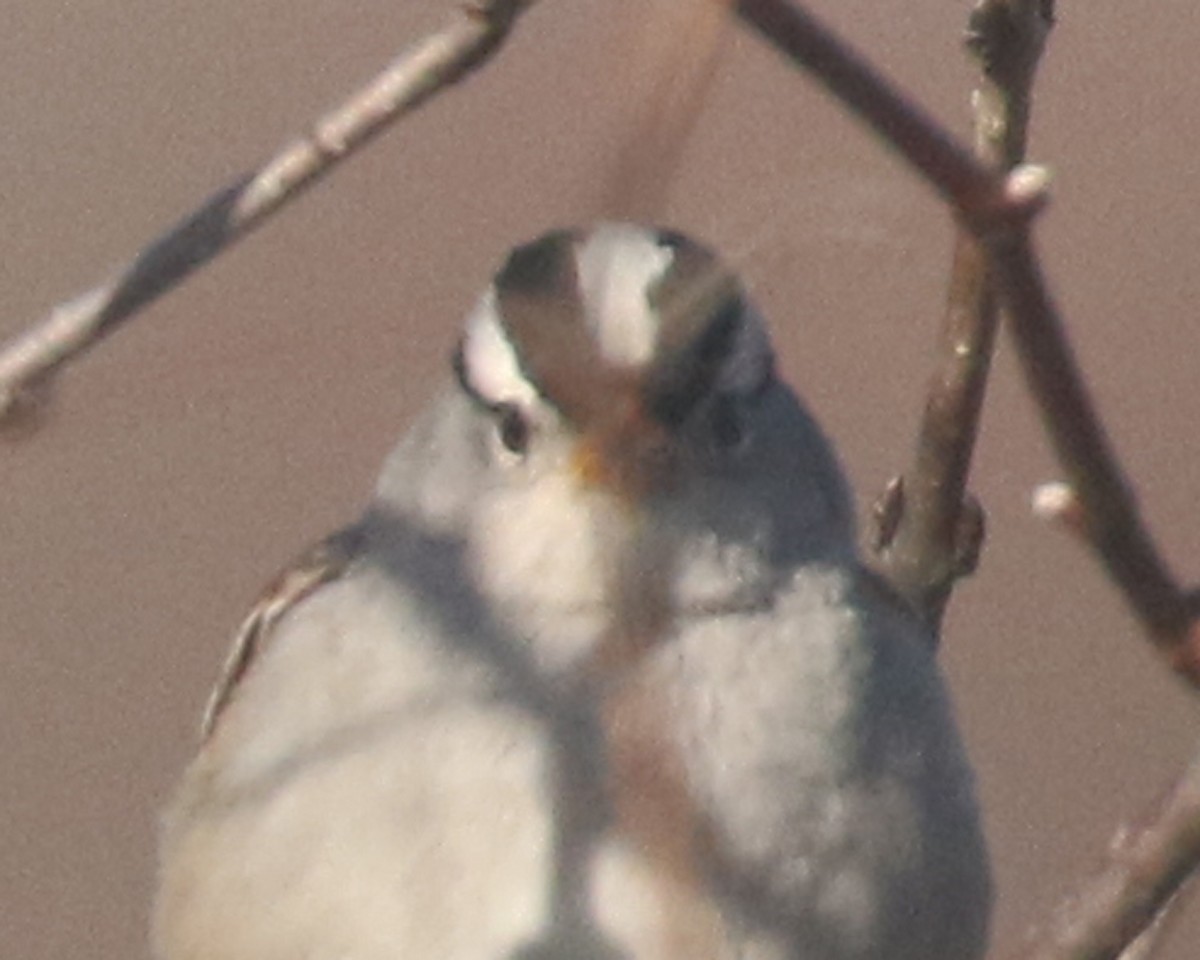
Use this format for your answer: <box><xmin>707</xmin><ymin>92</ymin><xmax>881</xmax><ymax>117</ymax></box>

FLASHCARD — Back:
<box><xmin>199</xmin><ymin>525</ymin><xmax>367</xmax><ymax>741</ymax></box>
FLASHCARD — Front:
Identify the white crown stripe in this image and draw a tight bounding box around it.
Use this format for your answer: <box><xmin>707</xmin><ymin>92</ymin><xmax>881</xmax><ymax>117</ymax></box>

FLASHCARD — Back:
<box><xmin>460</xmin><ymin>225</ymin><xmax>775</xmax><ymax>413</ymax></box>
<box><xmin>575</xmin><ymin>223</ymin><xmax>674</xmax><ymax>369</ymax></box>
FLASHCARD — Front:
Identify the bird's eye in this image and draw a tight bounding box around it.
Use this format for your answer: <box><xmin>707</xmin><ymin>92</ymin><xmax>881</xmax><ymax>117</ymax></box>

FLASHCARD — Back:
<box><xmin>496</xmin><ymin>403</ymin><xmax>530</xmax><ymax>456</ymax></box>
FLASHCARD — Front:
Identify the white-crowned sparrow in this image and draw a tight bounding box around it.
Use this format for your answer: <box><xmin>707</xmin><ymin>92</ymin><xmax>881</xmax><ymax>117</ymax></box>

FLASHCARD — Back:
<box><xmin>154</xmin><ymin>223</ymin><xmax>991</xmax><ymax>960</ymax></box>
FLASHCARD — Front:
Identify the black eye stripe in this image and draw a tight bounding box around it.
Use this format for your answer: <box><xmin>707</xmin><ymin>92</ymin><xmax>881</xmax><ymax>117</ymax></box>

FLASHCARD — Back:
<box><xmin>644</xmin><ymin>294</ymin><xmax>743</xmax><ymax>428</ymax></box>
<box><xmin>495</xmin><ymin>229</ymin><xmax>581</xmax><ymax>298</ymax></box>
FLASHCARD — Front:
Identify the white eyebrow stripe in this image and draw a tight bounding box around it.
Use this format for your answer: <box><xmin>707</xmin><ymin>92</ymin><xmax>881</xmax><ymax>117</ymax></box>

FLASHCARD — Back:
<box><xmin>460</xmin><ymin>288</ymin><xmax>539</xmax><ymax>408</ymax></box>
<box><xmin>575</xmin><ymin>223</ymin><xmax>674</xmax><ymax>368</ymax></box>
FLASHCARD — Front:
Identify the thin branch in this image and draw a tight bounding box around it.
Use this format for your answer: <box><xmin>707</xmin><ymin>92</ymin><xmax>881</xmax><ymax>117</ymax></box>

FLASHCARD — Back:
<box><xmin>733</xmin><ymin>0</ymin><xmax>1043</xmax><ymax>229</ymax></box>
<box><xmin>1020</xmin><ymin>749</ymin><xmax>1200</xmax><ymax>960</ymax></box>
<box><xmin>0</xmin><ymin>0</ymin><xmax>538</xmax><ymax>427</ymax></box>
<box><xmin>733</xmin><ymin>0</ymin><xmax>1200</xmax><ymax>688</ymax></box>
<box><xmin>733</xmin><ymin>3</ymin><xmax>1200</xmax><ymax>956</ymax></box>
<box><xmin>1113</xmin><ymin>889</ymin><xmax>1188</xmax><ymax>960</ymax></box>
<box><xmin>870</xmin><ymin>0</ymin><xmax>1054</xmax><ymax>628</ymax></box>
<box><xmin>987</xmin><ymin>230</ymin><xmax>1200</xmax><ymax>681</ymax></box>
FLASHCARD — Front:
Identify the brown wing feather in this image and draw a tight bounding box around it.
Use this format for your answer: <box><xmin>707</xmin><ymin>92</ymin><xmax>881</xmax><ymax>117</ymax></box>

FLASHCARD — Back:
<box><xmin>199</xmin><ymin>525</ymin><xmax>367</xmax><ymax>741</ymax></box>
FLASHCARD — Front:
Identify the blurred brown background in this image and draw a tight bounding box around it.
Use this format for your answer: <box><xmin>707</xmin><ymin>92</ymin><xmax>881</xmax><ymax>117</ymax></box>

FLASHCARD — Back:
<box><xmin>2</xmin><ymin>2</ymin><xmax>1198</xmax><ymax>958</ymax></box>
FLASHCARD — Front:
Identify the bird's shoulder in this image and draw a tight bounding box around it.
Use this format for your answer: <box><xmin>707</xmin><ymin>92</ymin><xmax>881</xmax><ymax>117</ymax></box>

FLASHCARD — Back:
<box><xmin>199</xmin><ymin>524</ymin><xmax>368</xmax><ymax>741</ymax></box>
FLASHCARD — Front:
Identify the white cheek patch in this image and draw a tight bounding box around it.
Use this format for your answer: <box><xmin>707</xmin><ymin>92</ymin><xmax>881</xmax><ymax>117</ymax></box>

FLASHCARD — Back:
<box><xmin>575</xmin><ymin>223</ymin><xmax>674</xmax><ymax>368</ymax></box>
<box><xmin>461</xmin><ymin>288</ymin><xmax>540</xmax><ymax>410</ymax></box>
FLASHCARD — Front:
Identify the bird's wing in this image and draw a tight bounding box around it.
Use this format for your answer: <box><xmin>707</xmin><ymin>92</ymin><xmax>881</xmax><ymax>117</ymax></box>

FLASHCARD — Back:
<box><xmin>199</xmin><ymin>525</ymin><xmax>367</xmax><ymax>741</ymax></box>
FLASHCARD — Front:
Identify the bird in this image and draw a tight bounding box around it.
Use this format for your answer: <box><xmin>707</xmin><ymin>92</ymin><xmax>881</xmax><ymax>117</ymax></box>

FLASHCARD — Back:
<box><xmin>153</xmin><ymin>223</ymin><xmax>991</xmax><ymax>960</ymax></box>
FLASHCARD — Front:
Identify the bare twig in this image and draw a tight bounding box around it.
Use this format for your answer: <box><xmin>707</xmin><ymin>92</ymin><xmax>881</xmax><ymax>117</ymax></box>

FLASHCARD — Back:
<box><xmin>733</xmin><ymin>0</ymin><xmax>1043</xmax><ymax>229</ymax></box>
<box><xmin>1113</xmin><ymin>892</ymin><xmax>1187</xmax><ymax>960</ymax></box>
<box><xmin>734</xmin><ymin>1</ymin><xmax>1200</xmax><ymax>955</ymax></box>
<box><xmin>987</xmin><ymin>229</ymin><xmax>1200</xmax><ymax>683</ymax></box>
<box><xmin>733</xmin><ymin>0</ymin><xmax>1200</xmax><ymax>687</ymax></box>
<box><xmin>1020</xmin><ymin>749</ymin><xmax>1200</xmax><ymax>960</ymax></box>
<box><xmin>870</xmin><ymin>0</ymin><xmax>1054</xmax><ymax>628</ymax></box>
<box><xmin>0</xmin><ymin>0</ymin><xmax>538</xmax><ymax>428</ymax></box>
